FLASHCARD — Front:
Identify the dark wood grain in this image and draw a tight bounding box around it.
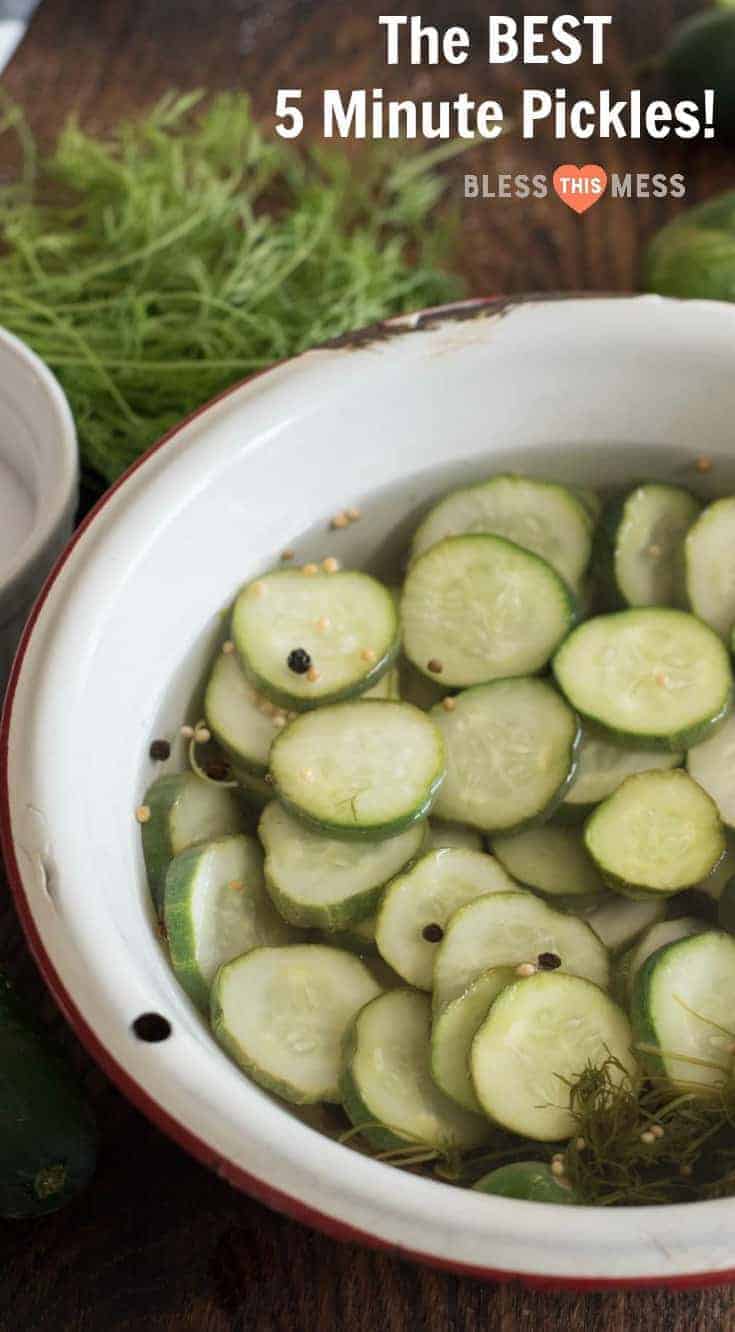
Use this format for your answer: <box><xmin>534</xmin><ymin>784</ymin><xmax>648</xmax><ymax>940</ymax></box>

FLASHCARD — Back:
<box><xmin>3</xmin><ymin>2</ymin><xmax>735</xmax><ymax>1328</ymax></box>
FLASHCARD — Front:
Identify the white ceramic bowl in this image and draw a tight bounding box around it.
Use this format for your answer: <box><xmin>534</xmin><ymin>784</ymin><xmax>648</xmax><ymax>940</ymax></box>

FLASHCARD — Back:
<box><xmin>0</xmin><ymin>327</ymin><xmax>77</xmax><ymax>691</ymax></box>
<box><xmin>3</xmin><ymin>294</ymin><xmax>735</xmax><ymax>1289</ymax></box>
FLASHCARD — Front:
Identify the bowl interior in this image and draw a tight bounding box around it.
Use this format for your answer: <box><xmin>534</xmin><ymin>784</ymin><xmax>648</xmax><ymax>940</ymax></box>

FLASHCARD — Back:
<box><xmin>7</xmin><ymin>295</ymin><xmax>735</xmax><ymax>1286</ymax></box>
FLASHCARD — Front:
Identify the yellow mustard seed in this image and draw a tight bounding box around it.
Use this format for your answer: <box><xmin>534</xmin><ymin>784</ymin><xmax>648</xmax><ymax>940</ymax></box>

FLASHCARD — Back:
<box><xmin>331</xmin><ymin>512</ymin><xmax>349</xmax><ymax>530</ymax></box>
<box><xmin>361</xmin><ymin>647</ymin><xmax>377</xmax><ymax>663</ymax></box>
<box><xmin>302</xmin><ymin>563</ymin><xmax>319</xmax><ymax>576</ymax></box>
<box><xmin>180</xmin><ymin>724</ymin><xmax>195</xmax><ymax>739</ymax></box>
<box><xmin>346</xmin><ymin>506</ymin><xmax>361</xmax><ymax>521</ymax></box>
<box><xmin>515</xmin><ymin>962</ymin><xmax>537</xmax><ymax>978</ymax></box>
<box><xmin>322</xmin><ymin>556</ymin><xmax>340</xmax><ymax>573</ymax></box>
<box><xmin>307</xmin><ymin>666</ymin><xmax>321</xmax><ymax>682</ymax></box>
<box><xmin>696</xmin><ymin>456</ymin><xmax>713</xmax><ymax>474</ymax></box>
<box><xmin>442</xmin><ymin>697</ymin><xmax>456</xmax><ymax>712</ymax></box>
<box><xmin>135</xmin><ymin>804</ymin><xmax>151</xmax><ymax>824</ymax></box>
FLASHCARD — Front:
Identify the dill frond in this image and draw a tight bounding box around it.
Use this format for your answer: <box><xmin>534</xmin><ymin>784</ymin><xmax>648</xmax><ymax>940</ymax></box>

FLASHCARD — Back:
<box><xmin>0</xmin><ymin>93</ymin><xmax>465</xmax><ymax>489</ymax></box>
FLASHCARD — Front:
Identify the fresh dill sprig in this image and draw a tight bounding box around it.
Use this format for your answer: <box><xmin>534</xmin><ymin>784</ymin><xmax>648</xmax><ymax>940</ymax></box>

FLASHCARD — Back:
<box><xmin>0</xmin><ymin>92</ymin><xmax>465</xmax><ymax>489</ymax></box>
<box><xmin>563</xmin><ymin>1055</ymin><xmax>735</xmax><ymax>1206</ymax></box>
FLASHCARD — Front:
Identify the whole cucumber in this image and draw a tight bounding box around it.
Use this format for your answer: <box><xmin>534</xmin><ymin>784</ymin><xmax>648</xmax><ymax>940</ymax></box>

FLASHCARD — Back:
<box><xmin>663</xmin><ymin>5</ymin><xmax>735</xmax><ymax>141</ymax></box>
<box><xmin>0</xmin><ymin>973</ymin><xmax>97</xmax><ymax>1218</ymax></box>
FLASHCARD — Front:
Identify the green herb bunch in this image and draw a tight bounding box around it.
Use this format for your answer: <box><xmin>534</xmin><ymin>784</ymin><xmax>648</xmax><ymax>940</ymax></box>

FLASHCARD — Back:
<box><xmin>0</xmin><ymin>93</ymin><xmax>463</xmax><ymax>488</ymax></box>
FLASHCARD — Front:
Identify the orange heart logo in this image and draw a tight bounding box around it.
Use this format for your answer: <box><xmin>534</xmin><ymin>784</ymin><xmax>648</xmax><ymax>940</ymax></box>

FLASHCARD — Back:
<box><xmin>553</xmin><ymin>164</ymin><xmax>608</xmax><ymax>214</ymax></box>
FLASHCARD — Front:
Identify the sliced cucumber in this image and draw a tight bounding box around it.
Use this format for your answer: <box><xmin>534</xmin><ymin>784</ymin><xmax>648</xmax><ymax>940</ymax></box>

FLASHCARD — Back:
<box><xmin>688</xmin><ymin>710</ymin><xmax>735</xmax><ymax>828</ymax></box>
<box><xmin>141</xmin><ymin>773</ymin><xmax>246</xmax><ymax>913</ymax></box>
<box><xmin>431</xmin><ymin>678</ymin><xmax>579</xmax><ymax>833</ymax></box>
<box><xmin>431</xmin><ymin>967</ymin><xmax>514</xmax><ymax>1112</ymax></box>
<box><xmin>269</xmin><ymin>700</ymin><xmax>445</xmax><ymax>839</ymax></box>
<box><xmin>471</xmin><ymin>971</ymin><xmax>635</xmax><ymax>1141</ymax></box>
<box><xmin>562</xmin><ymin>726</ymin><xmax>683</xmax><ymax>812</ymax></box>
<box><xmin>616</xmin><ymin>917</ymin><xmax>705</xmax><ymax>1006</ymax></box>
<box><xmin>584</xmin><ymin>770</ymin><xmax>725</xmax><ymax>899</ymax></box>
<box><xmin>473</xmin><ymin>1161</ymin><xmax>579</xmax><ymax>1204</ymax></box>
<box><xmin>492</xmin><ymin>825</ymin><xmax>606</xmax><ymax>902</ymax></box>
<box><xmin>375</xmin><ymin>849</ymin><xmax>518</xmax><ymax>990</ymax></box>
<box><xmin>580</xmin><ymin>895</ymin><xmax>666</xmax><ymax>955</ymax></box>
<box><xmin>433</xmin><ymin>891</ymin><xmax>610</xmax><ymax>1011</ymax></box>
<box><xmin>341</xmin><ymin>988</ymin><xmax>492</xmax><ymax>1151</ymax></box>
<box><xmin>427</xmin><ymin>820</ymin><xmax>483</xmax><ymax>853</ymax></box>
<box><xmin>232</xmin><ymin>569</ymin><xmax>398</xmax><ymax>711</ymax></box>
<box><xmin>402</xmin><ymin>535</ymin><xmax>575</xmax><ymax>689</ymax></box>
<box><xmin>411</xmin><ymin>475</ymin><xmax>594</xmax><ymax>588</ymax></box>
<box><xmin>259</xmin><ymin>800</ymin><xmax>426</xmax><ymax>930</ymax></box>
<box><xmin>685</xmin><ymin>497</ymin><xmax>735</xmax><ymax>639</ymax></box>
<box><xmin>553</xmin><ymin>609</ymin><xmax>732</xmax><ymax>750</ymax></box>
<box><xmin>210</xmin><ymin>945</ymin><xmax>381</xmax><ymax>1104</ymax></box>
<box><xmin>631</xmin><ymin>930</ymin><xmax>735</xmax><ymax>1091</ymax></box>
<box><xmin>600</xmin><ymin>483</ymin><xmax>700</xmax><ymax>608</ymax></box>
<box><xmin>164</xmin><ymin>834</ymin><xmax>296</xmax><ymax>1011</ymax></box>
<box><xmin>204</xmin><ymin>651</ymin><xmax>286</xmax><ymax>777</ymax></box>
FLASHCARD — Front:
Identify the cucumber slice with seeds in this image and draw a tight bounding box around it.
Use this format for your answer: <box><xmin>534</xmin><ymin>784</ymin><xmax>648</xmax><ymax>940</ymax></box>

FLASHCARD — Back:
<box><xmin>427</xmin><ymin>820</ymin><xmax>483</xmax><ymax>853</ymax></box>
<box><xmin>617</xmin><ymin>917</ymin><xmax>705</xmax><ymax>1006</ymax></box>
<box><xmin>431</xmin><ymin>678</ymin><xmax>580</xmax><ymax>833</ymax></box>
<box><xmin>341</xmin><ymin>988</ymin><xmax>492</xmax><ymax>1152</ymax></box>
<box><xmin>431</xmin><ymin>967</ymin><xmax>514</xmax><ymax>1111</ymax></box>
<box><xmin>433</xmin><ymin>891</ymin><xmax>610</xmax><ymax>1011</ymax></box>
<box><xmin>259</xmin><ymin>800</ymin><xmax>426</xmax><ymax>930</ymax></box>
<box><xmin>473</xmin><ymin>1161</ymin><xmax>579</xmax><ymax>1204</ymax></box>
<box><xmin>585</xmin><ymin>770</ymin><xmax>725</xmax><ymax>899</ymax></box>
<box><xmin>164</xmin><ymin>834</ymin><xmax>296</xmax><ymax>1011</ymax></box>
<box><xmin>210</xmin><ymin>945</ymin><xmax>381</xmax><ymax>1104</ymax></box>
<box><xmin>685</xmin><ymin>498</ymin><xmax>735</xmax><ymax>639</ymax></box>
<box><xmin>562</xmin><ymin>726</ymin><xmax>683</xmax><ymax>813</ymax></box>
<box><xmin>471</xmin><ymin>971</ymin><xmax>635</xmax><ymax>1140</ymax></box>
<box><xmin>600</xmin><ymin>483</ymin><xmax>701</xmax><ymax>608</ymax></box>
<box><xmin>631</xmin><ymin>930</ymin><xmax>735</xmax><ymax>1092</ymax></box>
<box><xmin>205</xmin><ymin>651</ymin><xmax>286</xmax><ymax>777</ymax></box>
<box><xmin>580</xmin><ymin>895</ymin><xmax>666</xmax><ymax>955</ymax></box>
<box><xmin>492</xmin><ymin>825</ymin><xmax>606</xmax><ymax>902</ymax></box>
<box><xmin>411</xmin><ymin>475</ymin><xmax>594</xmax><ymax>587</ymax></box>
<box><xmin>270</xmin><ymin>700</ymin><xmax>445</xmax><ymax>839</ymax></box>
<box><xmin>232</xmin><ymin>569</ymin><xmax>398</xmax><ymax>711</ymax></box>
<box><xmin>375</xmin><ymin>849</ymin><xmax>518</xmax><ymax>990</ymax></box>
<box><xmin>402</xmin><ymin>535</ymin><xmax>575</xmax><ymax>689</ymax></box>
<box><xmin>687</xmin><ymin>710</ymin><xmax>735</xmax><ymax>828</ymax></box>
<box><xmin>553</xmin><ymin>609</ymin><xmax>732</xmax><ymax>750</ymax></box>
<box><xmin>141</xmin><ymin>773</ymin><xmax>247</xmax><ymax>914</ymax></box>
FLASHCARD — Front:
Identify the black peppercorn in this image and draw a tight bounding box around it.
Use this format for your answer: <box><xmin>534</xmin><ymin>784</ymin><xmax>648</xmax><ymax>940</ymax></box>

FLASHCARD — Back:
<box><xmin>538</xmin><ymin>952</ymin><xmax>562</xmax><ymax>971</ymax></box>
<box><xmin>149</xmin><ymin>739</ymin><xmax>171</xmax><ymax>761</ymax></box>
<box><xmin>288</xmin><ymin>648</ymin><xmax>312</xmax><ymax>674</ymax></box>
<box><xmin>422</xmin><ymin>923</ymin><xmax>444</xmax><ymax>943</ymax></box>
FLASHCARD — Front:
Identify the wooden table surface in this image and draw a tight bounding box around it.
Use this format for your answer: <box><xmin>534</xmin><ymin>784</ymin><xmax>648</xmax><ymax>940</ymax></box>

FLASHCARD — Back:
<box><xmin>3</xmin><ymin>1</ymin><xmax>735</xmax><ymax>1328</ymax></box>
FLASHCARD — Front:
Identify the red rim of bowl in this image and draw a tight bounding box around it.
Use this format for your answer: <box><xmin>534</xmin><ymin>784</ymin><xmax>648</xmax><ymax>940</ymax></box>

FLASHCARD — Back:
<box><xmin>1</xmin><ymin>294</ymin><xmax>734</xmax><ymax>1292</ymax></box>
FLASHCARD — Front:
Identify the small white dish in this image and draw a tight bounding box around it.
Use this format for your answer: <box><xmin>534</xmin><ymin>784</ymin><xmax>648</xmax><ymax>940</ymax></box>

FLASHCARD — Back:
<box><xmin>3</xmin><ymin>294</ymin><xmax>735</xmax><ymax>1289</ymax></box>
<box><xmin>0</xmin><ymin>326</ymin><xmax>77</xmax><ymax>689</ymax></box>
